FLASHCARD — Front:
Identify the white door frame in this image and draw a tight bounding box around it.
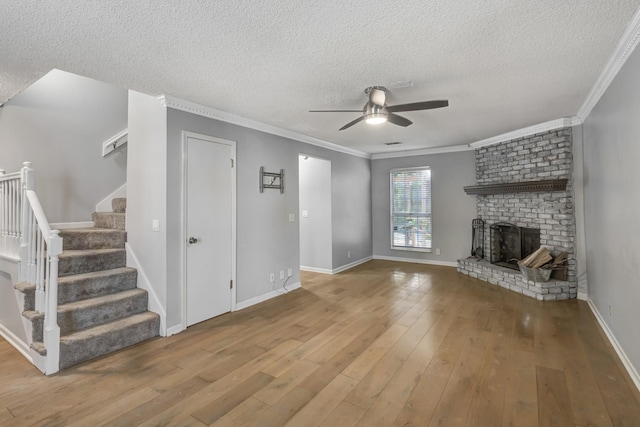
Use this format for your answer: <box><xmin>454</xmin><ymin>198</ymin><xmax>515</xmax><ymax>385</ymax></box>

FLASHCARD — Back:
<box><xmin>181</xmin><ymin>131</ymin><xmax>237</xmax><ymax>330</ymax></box>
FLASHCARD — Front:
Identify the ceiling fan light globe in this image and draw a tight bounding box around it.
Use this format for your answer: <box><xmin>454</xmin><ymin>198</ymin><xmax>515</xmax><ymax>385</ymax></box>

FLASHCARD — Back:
<box><xmin>365</xmin><ymin>116</ymin><xmax>388</xmax><ymax>125</ymax></box>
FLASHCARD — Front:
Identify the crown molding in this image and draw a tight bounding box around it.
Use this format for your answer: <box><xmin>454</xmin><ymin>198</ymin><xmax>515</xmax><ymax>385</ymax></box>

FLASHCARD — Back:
<box><xmin>577</xmin><ymin>8</ymin><xmax>640</xmax><ymax>121</ymax></box>
<box><xmin>371</xmin><ymin>144</ymin><xmax>473</xmax><ymax>160</ymax></box>
<box><xmin>157</xmin><ymin>95</ymin><xmax>371</xmax><ymax>159</ymax></box>
<box><xmin>469</xmin><ymin>116</ymin><xmax>582</xmax><ymax>149</ymax></box>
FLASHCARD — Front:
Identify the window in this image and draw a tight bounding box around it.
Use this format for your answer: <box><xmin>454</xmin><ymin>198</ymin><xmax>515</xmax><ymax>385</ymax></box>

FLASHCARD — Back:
<box><xmin>390</xmin><ymin>167</ymin><xmax>432</xmax><ymax>251</ymax></box>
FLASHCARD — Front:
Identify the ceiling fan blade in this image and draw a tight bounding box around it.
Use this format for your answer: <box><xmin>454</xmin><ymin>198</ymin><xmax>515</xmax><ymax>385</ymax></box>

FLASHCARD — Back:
<box><xmin>387</xmin><ymin>113</ymin><xmax>413</xmax><ymax>127</ymax></box>
<box><xmin>309</xmin><ymin>109</ymin><xmax>363</xmax><ymax>113</ymax></box>
<box><xmin>339</xmin><ymin>116</ymin><xmax>365</xmax><ymax>131</ymax></box>
<box><xmin>386</xmin><ymin>100</ymin><xmax>449</xmax><ymax>113</ymax></box>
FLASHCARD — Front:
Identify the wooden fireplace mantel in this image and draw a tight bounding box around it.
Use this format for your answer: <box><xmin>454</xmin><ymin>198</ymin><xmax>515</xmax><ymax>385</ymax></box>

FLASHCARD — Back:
<box><xmin>463</xmin><ymin>179</ymin><xmax>568</xmax><ymax>196</ymax></box>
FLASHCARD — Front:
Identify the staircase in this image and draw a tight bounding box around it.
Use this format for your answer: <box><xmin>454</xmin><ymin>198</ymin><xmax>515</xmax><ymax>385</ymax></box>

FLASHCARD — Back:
<box><xmin>16</xmin><ymin>198</ymin><xmax>159</xmax><ymax>370</ymax></box>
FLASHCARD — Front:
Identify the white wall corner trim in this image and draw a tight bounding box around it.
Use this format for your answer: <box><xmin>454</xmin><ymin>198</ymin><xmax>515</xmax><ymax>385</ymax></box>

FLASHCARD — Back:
<box><xmin>102</xmin><ymin>128</ymin><xmax>128</xmax><ymax>157</ymax></box>
<box><xmin>371</xmin><ymin>144</ymin><xmax>473</xmax><ymax>160</ymax></box>
<box><xmin>0</xmin><ymin>323</ymin><xmax>32</xmax><ymax>363</ymax></box>
<box><xmin>373</xmin><ymin>255</ymin><xmax>458</xmax><ymax>268</ymax></box>
<box><xmin>577</xmin><ymin>292</ymin><xmax>588</xmax><ymax>301</ymax></box>
<box><xmin>587</xmin><ymin>298</ymin><xmax>640</xmax><ymax>393</ymax></box>
<box><xmin>577</xmin><ymin>8</ymin><xmax>640</xmax><ymax>121</ymax></box>
<box><xmin>235</xmin><ymin>282</ymin><xmax>302</xmax><ymax>311</ymax></box>
<box><xmin>158</xmin><ymin>95</ymin><xmax>371</xmax><ymax>160</ymax></box>
<box><xmin>332</xmin><ymin>256</ymin><xmax>373</xmax><ymax>274</ymax></box>
<box><xmin>469</xmin><ymin>117</ymin><xmax>582</xmax><ymax>149</ymax></box>
<box><xmin>125</xmin><ymin>243</ymin><xmax>167</xmax><ymax>336</ymax></box>
<box><xmin>95</xmin><ymin>183</ymin><xmax>127</xmax><ymax>213</ymax></box>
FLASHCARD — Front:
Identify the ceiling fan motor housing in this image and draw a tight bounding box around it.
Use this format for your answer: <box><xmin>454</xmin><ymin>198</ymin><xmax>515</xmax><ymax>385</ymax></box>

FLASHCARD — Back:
<box><xmin>364</xmin><ymin>102</ymin><xmax>388</xmax><ymax>124</ymax></box>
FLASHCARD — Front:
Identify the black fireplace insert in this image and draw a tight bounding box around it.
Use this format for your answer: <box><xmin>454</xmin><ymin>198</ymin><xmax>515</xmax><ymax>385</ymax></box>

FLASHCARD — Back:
<box><xmin>490</xmin><ymin>222</ymin><xmax>540</xmax><ymax>270</ymax></box>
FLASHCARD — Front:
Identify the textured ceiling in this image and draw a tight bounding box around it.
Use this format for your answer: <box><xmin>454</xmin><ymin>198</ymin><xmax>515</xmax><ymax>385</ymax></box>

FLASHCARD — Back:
<box><xmin>2</xmin><ymin>1</ymin><xmax>639</xmax><ymax>155</ymax></box>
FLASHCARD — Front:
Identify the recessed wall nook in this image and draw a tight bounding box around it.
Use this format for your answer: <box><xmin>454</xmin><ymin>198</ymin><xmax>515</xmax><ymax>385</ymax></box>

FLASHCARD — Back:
<box><xmin>457</xmin><ymin>127</ymin><xmax>577</xmax><ymax>300</ymax></box>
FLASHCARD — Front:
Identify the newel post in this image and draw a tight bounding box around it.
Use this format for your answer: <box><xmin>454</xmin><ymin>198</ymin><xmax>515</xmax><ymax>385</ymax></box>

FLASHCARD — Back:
<box><xmin>19</xmin><ymin>161</ymin><xmax>33</xmax><ymax>282</ymax></box>
<box><xmin>44</xmin><ymin>229</ymin><xmax>62</xmax><ymax>375</ymax></box>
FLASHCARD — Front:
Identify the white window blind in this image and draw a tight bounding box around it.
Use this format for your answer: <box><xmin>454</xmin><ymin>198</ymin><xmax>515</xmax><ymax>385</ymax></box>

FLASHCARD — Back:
<box><xmin>390</xmin><ymin>167</ymin><xmax>432</xmax><ymax>251</ymax></box>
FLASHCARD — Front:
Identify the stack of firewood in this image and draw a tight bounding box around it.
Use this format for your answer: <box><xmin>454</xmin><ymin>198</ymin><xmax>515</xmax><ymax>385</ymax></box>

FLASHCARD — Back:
<box><xmin>520</xmin><ymin>247</ymin><xmax>567</xmax><ymax>270</ymax></box>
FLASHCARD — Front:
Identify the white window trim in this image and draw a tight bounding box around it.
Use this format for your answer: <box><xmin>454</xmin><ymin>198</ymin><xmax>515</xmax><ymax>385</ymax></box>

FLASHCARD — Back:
<box><xmin>389</xmin><ymin>166</ymin><xmax>432</xmax><ymax>253</ymax></box>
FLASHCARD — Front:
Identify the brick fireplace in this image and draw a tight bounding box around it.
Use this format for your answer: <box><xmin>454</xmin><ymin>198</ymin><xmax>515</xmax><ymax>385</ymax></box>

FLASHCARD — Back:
<box><xmin>457</xmin><ymin>127</ymin><xmax>577</xmax><ymax>300</ymax></box>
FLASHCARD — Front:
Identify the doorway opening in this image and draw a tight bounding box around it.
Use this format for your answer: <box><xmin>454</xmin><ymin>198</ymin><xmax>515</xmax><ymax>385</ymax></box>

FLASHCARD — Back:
<box><xmin>298</xmin><ymin>155</ymin><xmax>332</xmax><ymax>273</ymax></box>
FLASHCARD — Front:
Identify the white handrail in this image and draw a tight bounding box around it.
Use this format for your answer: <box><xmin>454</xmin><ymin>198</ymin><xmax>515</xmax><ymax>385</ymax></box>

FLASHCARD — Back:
<box><xmin>8</xmin><ymin>161</ymin><xmax>62</xmax><ymax>375</ymax></box>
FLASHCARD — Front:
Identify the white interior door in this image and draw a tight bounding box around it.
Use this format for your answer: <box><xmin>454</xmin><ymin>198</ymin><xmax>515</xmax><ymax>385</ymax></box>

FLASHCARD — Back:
<box><xmin>185</xmin><ymin>133</ymin><xmax>235</xmax><ymax>326</ymax></box>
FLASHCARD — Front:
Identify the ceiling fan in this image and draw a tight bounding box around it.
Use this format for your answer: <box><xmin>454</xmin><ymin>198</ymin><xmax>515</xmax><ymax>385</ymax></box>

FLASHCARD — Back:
<box><xmin>310</xmin><ymin>86</ymin><xmax>448</xmax><ymax>131</ymax></box>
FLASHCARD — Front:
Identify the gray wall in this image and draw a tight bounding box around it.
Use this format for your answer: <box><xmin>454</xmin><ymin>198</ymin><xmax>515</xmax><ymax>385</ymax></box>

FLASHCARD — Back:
<box><xmin>126</xmin><ymin>91</ymin><xmax>168</xmax><ymax>323</ymax></box>
<box><xmin>299</xmin><ymin>155</ymin><xmax>333</xmax><ymax>270</ymax></box>
<box><xmin>583</xmin><ymin>43</ymin><xmax>640</xmax><ymax>374</ymax></box>
<box><xmin>0</xmin><ymin>69</ymin><xmax>127</xmax><ymax>223</ymax></box>
<box><xmin>166</xmin><ymin>109</ymin><xmax>372</xmax><ymax>318</ymax></box>
<box><xmin>372</xmin><ymin>151</ymin><xmax>476</xmax><ymax>264</ymax></box>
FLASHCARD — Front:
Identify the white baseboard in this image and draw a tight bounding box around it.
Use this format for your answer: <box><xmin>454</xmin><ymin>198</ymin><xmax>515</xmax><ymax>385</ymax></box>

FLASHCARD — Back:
<box><xmin>300</xmin><ymin>266</ymin><xmax>332</xmax><ymax>274</ymax></box>
<box><xmin>373</xmin><ymin>255</ymin><xmax>458</xmax><ymax>267</ymax></box>
<box><xmin>235</xmin><ymin>282</ymin><xmax>301</xmax><ymax>311</ymax></box>
<box><xmin>125</xmin><ymin>243</ymin><xmax>167</xmax><ymax>336</ymax></box>
<box><xmin>0</xmin><ymin>323</ymin><xmax>32</xmax><ymax>363</ymax></box>
<box><xmin>586</xmin><ymin>298</ymin><xmax>640</xmax><ymax>393</ymax></box>
<box><xmin>166</xmin><ymin>324</ymin><xmax>184</xmax><ymax>337</ymax></box>
<box><xmin>50</xmin><ymin>221</ymin><xmax>94</xmax><ymax>229</ymax></box>
<box><xmin>301</xmin><ymin>256</ymin><xmax>373</xmax><ymax>275</ymax></box>
<box><xmin>96</xmin><ymin>183</ymin><xmax>127</xmax><ymax>213</ymax></box>
<box><xmin>332</xmin><ymin>256</ymin><xmax>373</xmax><ymax>274</ymax></box>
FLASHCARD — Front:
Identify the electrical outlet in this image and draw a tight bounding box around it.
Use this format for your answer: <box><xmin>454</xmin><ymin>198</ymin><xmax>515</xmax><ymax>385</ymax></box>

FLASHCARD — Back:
<box><xmin>347</xmin><ymin>251</ymin><xmax>351</xmax><ymax>258</ymax></box>
<box><xmin>270</xmin><ymin>273</ymin><xmax>275</xmax><ymax>282</ymax></box>
<box><xmin>435</xmin><ymin>248</ymin><xmax>441</xmax><ymax>255</ymax></box>
<box><xmin>287</xmin><ymin>268</ymin><xmax>292</xmax><ymax>277</ymax></box>
<box><xmin>609</xmin><ymin>304</ymin><xmax>612</xmax><ymax>316</ymax></box>
<box><xmin>280</xmin><ymin>270</ymin><xmax>285</xmax><ymax>280</ymax></box>
<box><xmin>288</xmin><ymin>213</ymin><xmax>295</xmax><ymax>222</ymax></box>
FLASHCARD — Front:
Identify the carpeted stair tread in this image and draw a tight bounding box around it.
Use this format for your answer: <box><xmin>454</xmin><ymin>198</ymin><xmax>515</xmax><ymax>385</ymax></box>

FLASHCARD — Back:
<box><xmin>29</xmin><ymin>312</ymin><xmax>160</xmax><ymax>367</ymax></box>
<box><xmin>112</xmin><ymin>198</ymin><xmax>127</xmax><ymax>213</ymax></box>
<box><xmin>58</xmin><ymin>311</ymin><xmax>159</xmax><ymax>369</ymax></box>
<box><xmin>59</xmin><ymin>227</ymin><xmax>126</xmax><ymax>250</ymax></box>
<box><xmin>55</xmin><ymin>288</ymin><xmax>149</xmax><ymax>335</ymax></box>
<box><xmin>16</xmin><ymin>267</ymin><xmax>137</xmax><ymax>310</ymax></box>
<box><xmin>25</xmin><ymin>288</ymin><xmax>150</xmax><ymax>341</ymax></box>
<box><xmin>57</xmin><ymin>267</ymin><xmax>138</xmax><ymax>304</ymax></box>
<box><xmin>31</xmin><ymin>341</ymin><xmax>46</xmax><ymax>356</ymax></box>
<box><xmin>92</xmin><ymin>212</ymin><xmax>125</xmax><ymax>230</ymax></box>
<box><xmin>59</xmin><ymin>248</ymin><xmax>125</xmax><ymax>276</ymax></box>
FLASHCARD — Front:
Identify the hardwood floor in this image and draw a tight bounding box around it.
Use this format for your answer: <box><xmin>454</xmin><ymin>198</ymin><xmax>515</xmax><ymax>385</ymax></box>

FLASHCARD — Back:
<box><xmin>2</xmin><ymin>260</ymin><xmax>640</xmax><ymax>426</ymax></box>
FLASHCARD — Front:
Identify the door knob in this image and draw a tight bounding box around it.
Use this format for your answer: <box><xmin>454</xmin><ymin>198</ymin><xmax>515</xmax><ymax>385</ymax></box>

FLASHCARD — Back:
<box><xmin>188</xmin><ymin>237</ymin><xmax>198</xmax><ymax>244</ymax></box>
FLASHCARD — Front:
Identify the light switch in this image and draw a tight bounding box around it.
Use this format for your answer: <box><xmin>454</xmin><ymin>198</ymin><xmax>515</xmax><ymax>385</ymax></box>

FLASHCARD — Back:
<box><xmin>288</xmin><ymin>213</ymin><xmax>295</xmax><ymax>222</ymax></box>
<box><xmin>302</xmin><ymin>210</ymin><xmax>309</xmax><ymax>218</ymax></box>
<box><xmin>152</xmin><ymin>219</ymin><xmax>160</xmax><ymax>232</ymax></box>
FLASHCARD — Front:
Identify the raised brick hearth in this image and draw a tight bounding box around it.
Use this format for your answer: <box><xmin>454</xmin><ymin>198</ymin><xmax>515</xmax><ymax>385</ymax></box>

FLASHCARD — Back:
<box><xmin>458</xmin><ymin>127</ymin><xmax>577</xmax><ymax>301</ymax></box>
<box><xmin>458</xmin><ymin>258</ymin><xmax>576</xmax><ymax>300</ymax></box>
